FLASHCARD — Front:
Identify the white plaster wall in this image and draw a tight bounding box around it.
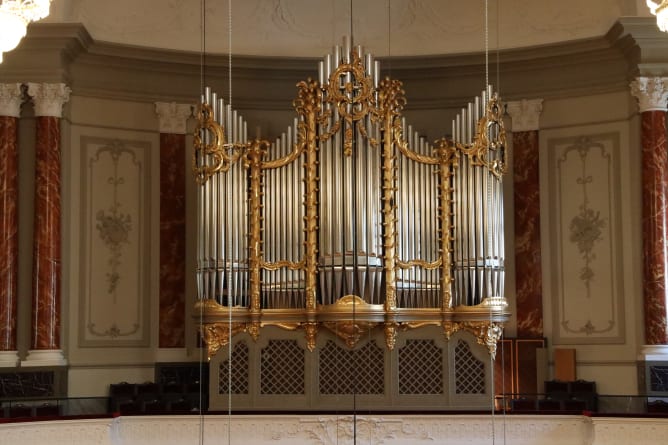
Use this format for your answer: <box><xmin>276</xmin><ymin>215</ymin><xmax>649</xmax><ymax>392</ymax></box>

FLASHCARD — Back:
<box><xmin>538</xmin><ymin>90</ymin><xmax>642</xmax><ymax>394</ymax></box>
<box><xmin>44</xmin><ymin>0</ymin><xmax>643</xmax><ymax>57</ymax></box>
<box><xmin>63</xmin><ymin>95</ymin><xmax>195</xmax><ymax>396</ymax></box>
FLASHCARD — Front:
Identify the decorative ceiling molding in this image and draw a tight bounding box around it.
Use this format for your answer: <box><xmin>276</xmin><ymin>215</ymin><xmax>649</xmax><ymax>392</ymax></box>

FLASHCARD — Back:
<box><xmin>0</xmin><ymin>20</ymin><xmax>647</xmax><ymax>110</ymax></box>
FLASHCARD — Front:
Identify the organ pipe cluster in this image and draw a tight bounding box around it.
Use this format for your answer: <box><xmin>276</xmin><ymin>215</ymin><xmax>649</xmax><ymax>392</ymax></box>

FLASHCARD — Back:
<box><xmin>193</xmin><ymin>37</ymin><xmax>509</xmax><ymax>359</ymax></box>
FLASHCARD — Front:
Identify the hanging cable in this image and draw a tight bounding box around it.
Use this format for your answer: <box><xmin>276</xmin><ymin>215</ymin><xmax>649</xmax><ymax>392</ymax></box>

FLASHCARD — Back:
<box><xmin>198</xmin><ymin>2</ymin><xmax>206</xmax><ymax>445</ymax></box>
<box><xmin>485</xmin><ymin>0</ymin><xmax>489</xmax><ymax>89</ymax></box>
<box><xmin>496</xmin><ymin>0</ymin><xmax>501</xmax><ymax>93</ymax></box>
<box><xmin>227</xmin><ymin>2</ymin><xmax>233</xmax><ymax>444</ymax></box>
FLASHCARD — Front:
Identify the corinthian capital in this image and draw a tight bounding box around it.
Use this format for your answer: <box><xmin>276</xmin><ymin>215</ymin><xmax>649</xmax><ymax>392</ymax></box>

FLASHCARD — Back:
<box><xmin>27</xmin><ymin>83</ymin><xmax>71</xmax><ymax>118</ymax></box>
<box><xmin>505</xmin><ymin>98</ymin><xmax>543</xmax><ymax>132</ymax></box>
<box><xmin>0</xmin><ymin>83</ymin><xmax>23</xmax><ymax>118</ymax></box>
<box><xmin>155</xmin><ymin>102</ymin><xmax>193</xmax><ymax>134</ymax></box>
<box><xmin>630</xmin><ymin>77</ymin><xmax>668</xmax><ymax>112</ymax></box>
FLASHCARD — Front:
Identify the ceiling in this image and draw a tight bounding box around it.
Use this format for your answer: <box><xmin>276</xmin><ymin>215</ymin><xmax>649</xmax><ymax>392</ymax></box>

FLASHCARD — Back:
<box><xmin>42</xmin><ymin>0</ymin><xmax>650</xmax><ymax>57</ymax></box>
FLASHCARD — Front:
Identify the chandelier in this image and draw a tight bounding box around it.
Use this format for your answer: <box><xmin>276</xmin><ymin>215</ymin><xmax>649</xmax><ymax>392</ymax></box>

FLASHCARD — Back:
<box><xmin>647</xmin><ymin>0</ymin><xmax>668</xmax><ymax>32</ymax></box>
<box><xmin>0</xmin><ymin>0</ymin><xmax>51</xmax><ymax>62</ymax></box>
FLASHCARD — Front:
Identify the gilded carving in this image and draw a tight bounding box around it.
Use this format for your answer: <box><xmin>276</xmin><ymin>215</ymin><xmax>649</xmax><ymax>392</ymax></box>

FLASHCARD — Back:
<box><xmin>303</xmin><ymin>322</ymin><xmax>318</xmax><ymax>352</ymax></box>
<box><xmin>459</xmin><ymin>94</ymin><xmax>507</xmax><ymax>178</ymax></box>
<box><xmin>442</xmin><ymin>321</ymin><xmax>504</xmax><ymax>358</ymax></box>
<box><xmin>320</xmin><ymin>51</ymin><xmax>379</xmax><ymax>153</ymax></box>
<box><xmin>295</xmin><ymin>79</ymin><xmax>320</xmax><ymax>311</ymax></box>
<box><xmin>192</xmin><ymin>102</ymin><xmax>245</xmax><ymax>184</ymax></box>
<box><xmin>247</xmin><ymin>321</ymin><xmax>261</xmax><ymax>341</ymax></box>
<box><xmin>246</xmin><ymin>139</ymin><xmax>267</xmax><ymax>313</ymax></box>
<box><xmin>199</xmin><ymin>323</ymin><xmax>247</xmax><ymax>361</ymax></box>
<box><xmin>384</xmin><ymin>323</ymin><xmax>398</xmax><ymax>350</ymax></box>
<box><xmin>323</xmin><ymin>320</ymin><xmax>379</xmax><ymax>349</ymax></box>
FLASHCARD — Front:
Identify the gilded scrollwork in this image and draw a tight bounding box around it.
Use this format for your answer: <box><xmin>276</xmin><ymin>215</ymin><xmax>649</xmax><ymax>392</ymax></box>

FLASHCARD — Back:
<box><xmin>200</xmin><ymin>322</ymin><xmax>247</xmax><ymax>362</ymax></box>
<box><xmin>442</xmin><ymin>321</ymin><xmax>505</xmax><ymax>359</ymax></box>
<box><xmin>192</xmin><ymin>102</ymin><xmax>246</xmax><ymax>184</ymax></box>
<box><xmin>319</xmin><ymin>51</ymin><xmax>380</xmax><ymax>154</ymax></box>
<box><xmin>459</xmin><ymin>94</ymin><xmax>507</xmax><ymax>178</ymax></box>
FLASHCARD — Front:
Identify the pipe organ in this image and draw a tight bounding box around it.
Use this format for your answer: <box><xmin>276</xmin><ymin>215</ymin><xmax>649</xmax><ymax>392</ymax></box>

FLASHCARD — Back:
<box><xmin>194</xmin><ymin>37</ymin><xmax>509</xmax><ymax>361</ymax></box>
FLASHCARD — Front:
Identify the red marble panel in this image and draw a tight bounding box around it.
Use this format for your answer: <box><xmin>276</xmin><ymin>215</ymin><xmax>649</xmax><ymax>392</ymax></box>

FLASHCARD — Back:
<box><xmin>159</xmin><ymin>133</ymin><xmax>186</xmax><ymax>348</ymax></box>
<box><xmin>641</xmin><ymin>110</ymin><xmax>668</xmax><ymax>345</ymax></box>
<box><xmin>31</xmin><ymin>116</ymin><xmax>61</xmax><ymax>350</ymax></box>
<box><xmin>0</xmin><ymin>116</ymin><xmax>19</xmax><ymax>351</ymax></box>
<box><xmin>513</xmin><ymin>130</ymin><xmax>543</xmax><ymax>338</ymax></box>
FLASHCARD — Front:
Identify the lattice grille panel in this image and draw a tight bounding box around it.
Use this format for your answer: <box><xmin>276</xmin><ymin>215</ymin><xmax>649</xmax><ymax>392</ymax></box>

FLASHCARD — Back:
<box><xmin>454</xmin><ymin>340</ymin><xmax>485</xmax><ymax>394</ymax></box>
<box><xmin>319</xmin><ymin>340</ymin><xmax>385</xmax><ymax>395</ymax></box>
<box><xmin>260</xmin><ymin>340</ymin><xmax>305</xmax><ymax>395</ymax></box>
<box><xmin>219</xmin><ymin>342</ymin><xmax>249</xmax><ymax>395</ymax></box>
<box><xmin>398</xmin><ymin>339</ymin><xmax>444</xmax><ymax>394</ymax></box>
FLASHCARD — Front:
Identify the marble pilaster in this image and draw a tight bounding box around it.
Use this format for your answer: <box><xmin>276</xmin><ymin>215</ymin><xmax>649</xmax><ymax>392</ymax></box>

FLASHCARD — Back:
<box><xmin>631</xmin><ymin>77</ymin><xmax>668</xmax><ymax>347</ymax></box>
<box><xmin>507</xmin><ymin>99</ymin><xmax>544</xmax><ymax>338</ymax></box>
<box><xmin>0</xmin><ymin>83</ymin><xmax>22</xmax><ymax>367</ymax></box>
<box><xmin>155</xmin><ymin>102</ymin><xmax>191</xmax><ymax>349</ymax></box>
<box><xmin>23</xmin><ymin>83</ymin><xmax>70</xmax><ymax>367</ymax></box>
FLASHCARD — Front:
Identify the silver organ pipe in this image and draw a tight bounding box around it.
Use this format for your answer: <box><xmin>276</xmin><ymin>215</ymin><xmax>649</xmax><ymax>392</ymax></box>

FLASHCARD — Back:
<box><xmin>193</xmin><ymin>36</ymin><xmax>508</xmax><ymax>356</ymax></box>
<box><xmin>450</xmin><ymin>85</ymin><xmax>506</xmax><ymax>307</ymax></box>
<box><xmin>194</xmin><ymin>90</ymin><xmax>249</xmax><ymax>308</ymax></box>
<box><xmin>318</xmin><ymin>39</ymin><xmax>384</xmax><ymax>305</ymax></box>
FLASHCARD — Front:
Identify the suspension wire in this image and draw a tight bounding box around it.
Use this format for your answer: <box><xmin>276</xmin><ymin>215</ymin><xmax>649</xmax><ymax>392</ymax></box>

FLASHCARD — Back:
<box><xmin>496</xmin><ymin>0</ymin><xmax>501</xmax><ymax>93</ymax></box>
<box><xmin>227</xmin><ymin>1</ymin><xmax>233</xmax><ymax>444</ymax></box>
<box><xmin>198</xmin><ymin>1</ymin><xmax>206</xmax><ymax>444</ymax></box>
<box><xmin>495</xmin><ymin>2</ymin><xmax>507</xmax><ymax>444</ymax></box>
<box><xmin>388</xmin><ymin>0</ymin><xmax>391</xmax><ymax>76</ymax></box>
<box><xmin>485</xmin><ymin>0</ymin><xmax>489</xmax><ymax>90</ymax></box>
<box><xmin>483</xmin><ymin>1</ymin><xmax>498</xmax><ymax>443</ymax></box>
<box><xmin>349</xmin><ymin>2</ymin><xmax>358</xmax><ymax>442</ymax></box>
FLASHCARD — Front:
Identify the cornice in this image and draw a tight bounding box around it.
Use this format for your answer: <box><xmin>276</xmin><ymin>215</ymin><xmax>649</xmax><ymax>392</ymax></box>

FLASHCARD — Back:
<box><xmin>0</xmin><ymin>23</ymin><xmax>93</xmax><ymax>84</ymax></box>
<box><xmin>614</xmin><ymin>17</ymin><xmax>668</xmax><ymax>75</ymax></box>
<box><xmin>0</xmin><ymin>21</ymin><xmax>644</xmax><ymax>108</ymax></box>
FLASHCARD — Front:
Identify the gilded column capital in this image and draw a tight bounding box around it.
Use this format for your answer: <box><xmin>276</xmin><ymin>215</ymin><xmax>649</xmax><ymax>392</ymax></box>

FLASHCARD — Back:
<box><xmin>506</xmin><ymin>98</ymin><xmax>543</xmax><ymax>132</ymax></box>
<box><xmin>26</xmin><ymin>83</ymin><xmax>71</xmax><ymax>117</ymax></box>
<box><xmin>630</xmin><ymin>77</ymin><xmax>668</xmax><ymax>112</ymax></box>
<box><xmin>0</xmin><ymin>83</ymin><xmax>23</xmax><ymax>118</ymax></box>
<box><xmin>155</xmin><ymin>102</ymin><xmax>193</xmax><ymax>134</ymax></box>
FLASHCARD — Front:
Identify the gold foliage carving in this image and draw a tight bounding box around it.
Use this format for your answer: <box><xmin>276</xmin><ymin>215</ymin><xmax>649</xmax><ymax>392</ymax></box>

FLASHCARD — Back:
<box><xmin>442</xmin><ymin>321</ymin><xmax>505</xmax><ymax>359</ymax></box>
<box><xmin>199</xmin><ymin>322</ymin><xmax>247</xmax><ymax>362</ymax></box>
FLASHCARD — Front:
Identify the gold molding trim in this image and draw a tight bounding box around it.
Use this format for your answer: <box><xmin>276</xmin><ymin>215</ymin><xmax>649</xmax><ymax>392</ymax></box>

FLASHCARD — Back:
<box><xmin>442</xmin><ymin>320</ymin><xmax>505</xmax><ymax>359</ymax></box>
